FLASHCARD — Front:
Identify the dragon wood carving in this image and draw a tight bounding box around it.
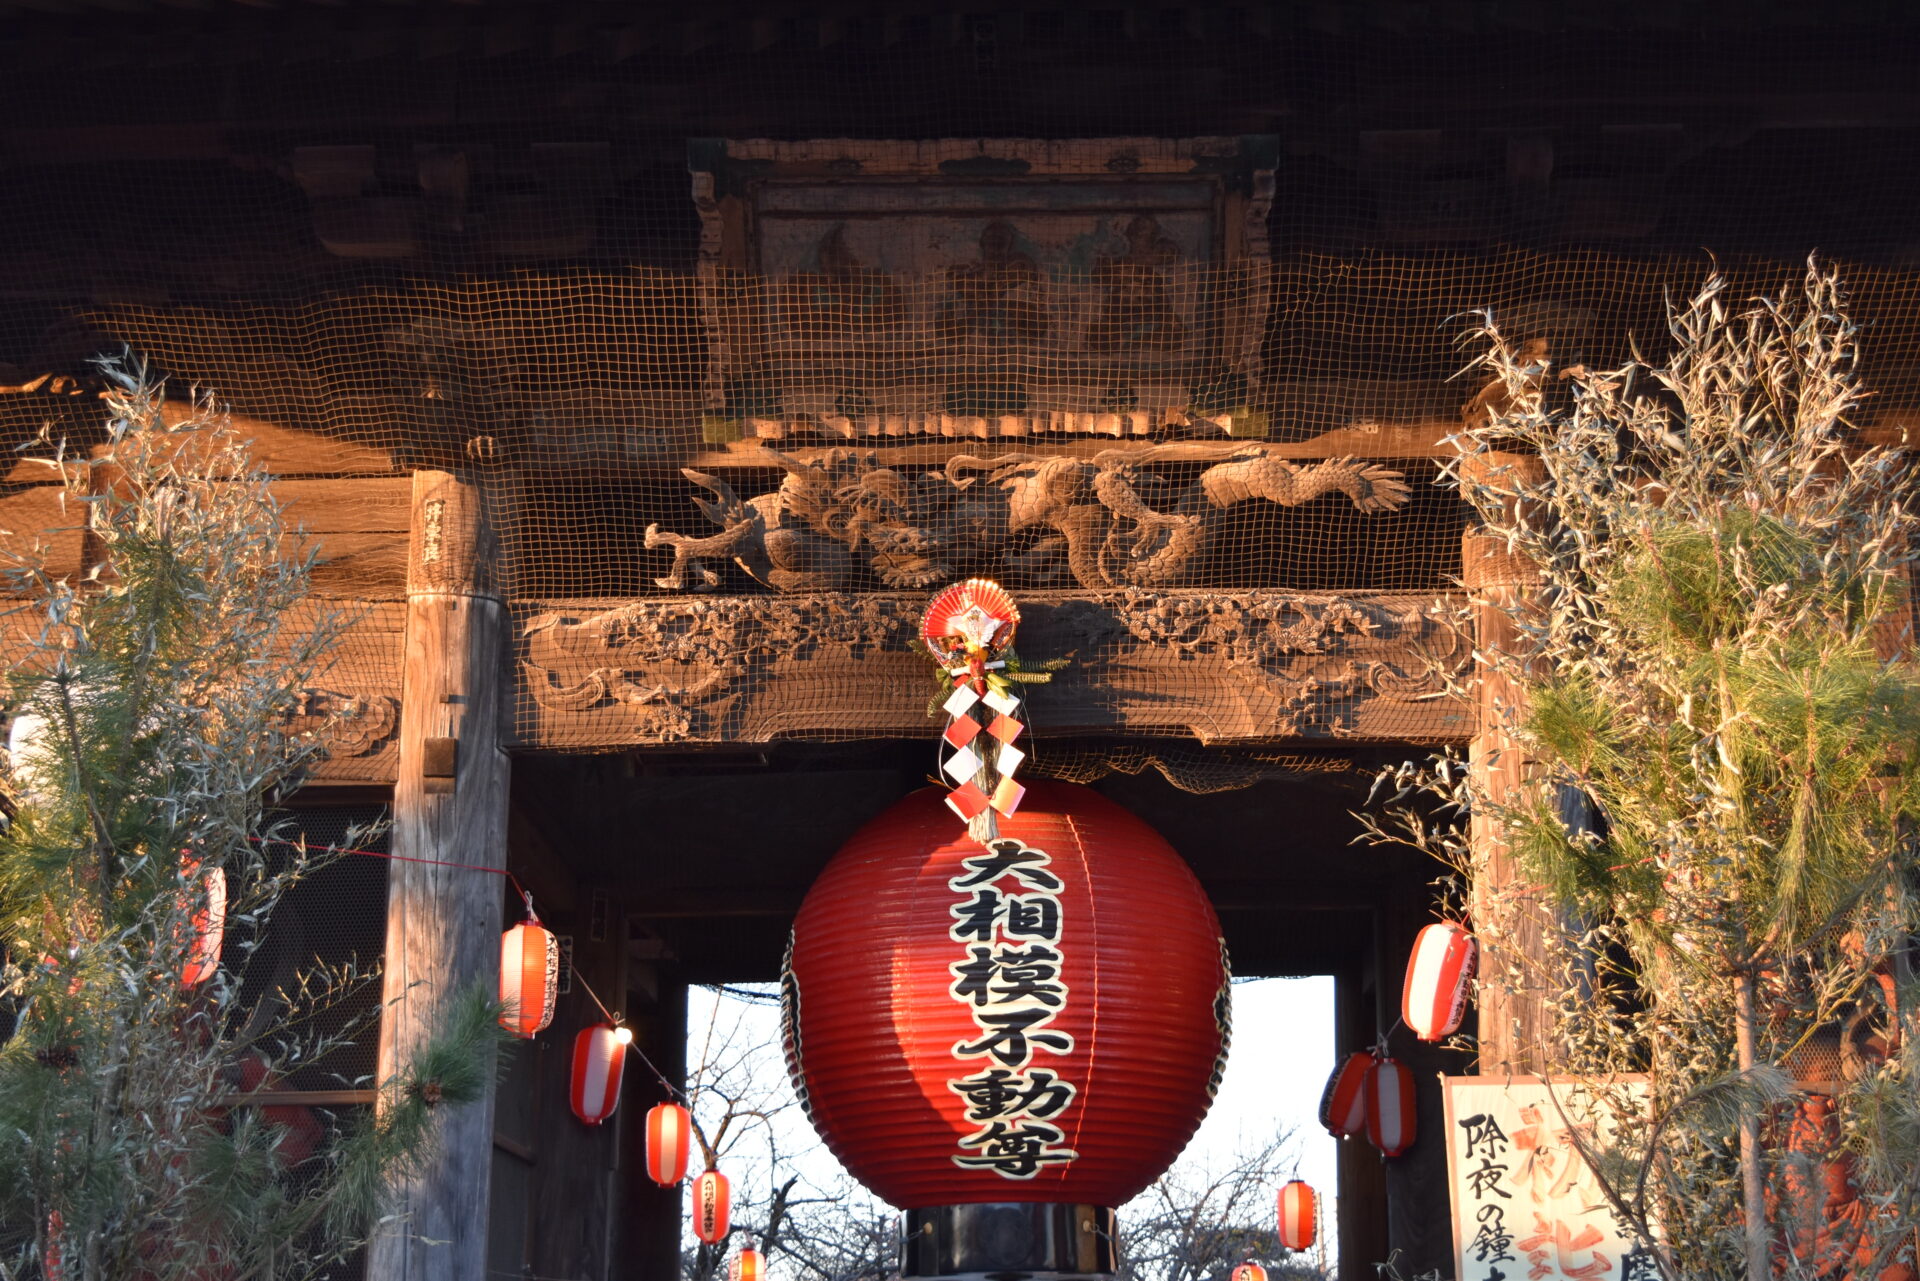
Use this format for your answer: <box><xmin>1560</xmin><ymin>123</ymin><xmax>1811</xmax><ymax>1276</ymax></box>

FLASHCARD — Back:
<box><xmin>644</xmin><ymin>443</ymin><xmax>1411</xmax><ymax>593</ymax></box>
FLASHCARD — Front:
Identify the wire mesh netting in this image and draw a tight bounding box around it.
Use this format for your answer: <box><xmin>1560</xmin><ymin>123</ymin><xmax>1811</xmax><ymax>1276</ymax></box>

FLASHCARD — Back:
<box><xmin>2</xmin><ymin>6</ymin><xmax>1918</xmax><ymax>767</ymax></box>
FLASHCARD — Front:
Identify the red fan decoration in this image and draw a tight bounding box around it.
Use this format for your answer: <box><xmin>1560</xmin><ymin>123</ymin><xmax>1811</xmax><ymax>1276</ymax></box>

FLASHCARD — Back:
<box><xmin>570</xmin><ymin>1023</ymin><xmax>629</xmax><ymax>1126</ymax></box>
<box><xmin>921</xmin><ymin>579</ymin><xmax>1027</xmax><ymax>833</ymax></box>
<box><xmin>1231</xmin><ymin>1264</ymin><xmax>1268</xmax><ymax>1281</ymax></box>
<box><xmin>1278</xmin><ymin>1180</ymin><xmax>1316</xmax><ymax>1251</ymax></box>
<box><xmin>728</xmin><ymin>1247</ymin><xmax>764</xmax><ymax>1281</ymax></box>
<box><xmin>783</xmin><ymin>782</ymin><xmax>1229</xmax><ymax>1211</ymax></box>
<box><xmin>1318</xmin><ymin>1051</ymin><xmax>1373</xmax><ymax>1139</ymax></box>
<box><xmin>646</xmin><ymin>1101</ymin><xmax>692</xmax><ymax>1187</ymax></box>
<box><xmin>693</xmin><ymin>1169</ymin><xmax>732</xmax><ymax>1244</ymax></box>
<box><xmin>1364</xmin><ymin>1054</ymin><xmax>1417</xmax><ymax>1158</ymax></box>
<box><xmin>498</xmin><ymin>900</ymin><xmax>559</xmax><ymax>1038</ymax></box>
<box><xmin>1402</xmin><ymin>921</ymin><xmax>1477</xmax><ymax>1043</ymax></box>
<box><xmin>178</xmin><ymin>856</ymin><xmax>225</xmax><ymax>987</ymax></box>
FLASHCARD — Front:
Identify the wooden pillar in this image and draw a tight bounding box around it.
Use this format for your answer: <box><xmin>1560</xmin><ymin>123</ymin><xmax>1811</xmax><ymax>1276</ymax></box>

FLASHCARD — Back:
<box><xmin>1377</xmin><ymin>883</ymin><xmax>1467</xmax><ymax>1276</ymax></box>
<box><xmin>1334</xmin><ymin>959</ymin><xmax>1389</xmax><ymax>1281</ymax></box>
<box><xmin>369</xmin><ymin>470</ymin><xmax>511</xmax><ymax>1281</ymax></box>
<box><xmin>1463</xmin><ymin>523</ymin><xmax>1558</xmax><ymax>1076</ymax></box>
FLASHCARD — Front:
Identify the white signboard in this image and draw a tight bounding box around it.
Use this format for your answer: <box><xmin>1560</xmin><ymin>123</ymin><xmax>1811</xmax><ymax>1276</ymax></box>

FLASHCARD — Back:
<box><xmin>1442</xmin><ymin>1075</ymin><xmax>1656</xmax><ymax>1281</ymax></box>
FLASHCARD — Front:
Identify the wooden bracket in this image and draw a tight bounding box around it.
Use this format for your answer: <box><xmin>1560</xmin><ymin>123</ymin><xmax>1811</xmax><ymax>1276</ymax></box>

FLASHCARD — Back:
<box><xmin>422</xmin><ymin>735</ymin><xmax>458</xmax><ymax>794</ymax></box>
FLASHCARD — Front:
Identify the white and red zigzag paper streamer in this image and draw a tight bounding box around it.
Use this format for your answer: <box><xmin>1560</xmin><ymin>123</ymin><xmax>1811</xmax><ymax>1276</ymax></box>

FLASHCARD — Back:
<box><xmin>921</xmin><ymin>579</ymin><xmax>1028</xmax><ymax>836</ymax></box>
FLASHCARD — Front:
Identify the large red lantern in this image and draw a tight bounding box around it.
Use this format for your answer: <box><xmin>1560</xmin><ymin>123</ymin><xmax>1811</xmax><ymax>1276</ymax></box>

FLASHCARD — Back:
<box><xmin>498</xmin><ymin>908</ymin><xmax>558</xmax><ymax>1039</ymax></box>
<box><xmin>693</xmin><ymin>1169</ymin><xmax>732</xmax><ymax>1244</ymax></box>
<box><xmin>570</xmin><ymin>1023</ymin><xmax>629</xmax><ymax>1126</ymax></box>
<box><xmin>784</xmin><ymin>782</ymin><xmax>1229</xmax><ymax>1277</ymax></box>
<box><xmin>1278</xmin><ymin>1179</ymin><xmax>1316</xmax><ymax>1251</ymax></box>
<box><xmin>1401</xmin><ymin>921</ymin><xmax>1476</xmax><ymax>1043</ymax></box>
<box><xmin>1364</xmin><ymin>1054</ymin><xmax>1417</xmax><ymax>1158</ymax></box>
<box><xmin>646</xmin><ymin>1101</ymin><xmax>692</xmax><ymax>1186</ymax></box>
<box><xmin>1318</xmin><ymin>1051</ymin><xmax>1373</xmax><ymax>1139</ymax></box>
<box><xmin>728</xmin><ymin>1247</ymin><xmax>764</xmax><ymax>1281</ymax></box>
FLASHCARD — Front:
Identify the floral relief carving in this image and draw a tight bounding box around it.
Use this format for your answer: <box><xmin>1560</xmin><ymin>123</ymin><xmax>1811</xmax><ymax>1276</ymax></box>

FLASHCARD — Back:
<box><xmin>517</xmin><ymin>590</ymin><xmax>1468</xmax><ymax>745</ymax></box>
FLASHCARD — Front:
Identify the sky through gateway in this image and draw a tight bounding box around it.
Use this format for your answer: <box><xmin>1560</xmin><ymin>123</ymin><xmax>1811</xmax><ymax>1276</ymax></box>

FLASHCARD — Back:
<box><xmin>683</xmin><ymin>975</ymin><xmax>1339</xmax><ymax>1269</ymax></box>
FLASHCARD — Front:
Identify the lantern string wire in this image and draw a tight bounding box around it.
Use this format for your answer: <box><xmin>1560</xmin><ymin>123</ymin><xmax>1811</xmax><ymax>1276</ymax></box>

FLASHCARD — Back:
<box><xmin>569</xmin><ymin>966</ymin><xmax>620</xmax><ymax>1025</ymax></box>
<box><xmin>249</xmin><ymin>834</ymin><xmax>535</xmax><ymax>917</ymax></box>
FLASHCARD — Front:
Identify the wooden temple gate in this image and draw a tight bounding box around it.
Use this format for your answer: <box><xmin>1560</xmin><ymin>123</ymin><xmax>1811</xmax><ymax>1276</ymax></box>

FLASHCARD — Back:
<box><xmin>4</xmin><ymin>7</ymin><xmax>1918</xmax><ymax>1278</ymax></box>
<box><xmin>102</xmin><ymin>441</ymin><xmax>1508</xmax><ymax>1280</ymax></box>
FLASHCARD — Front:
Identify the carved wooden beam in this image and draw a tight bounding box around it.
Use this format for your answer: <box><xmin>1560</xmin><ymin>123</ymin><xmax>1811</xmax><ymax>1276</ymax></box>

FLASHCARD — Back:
<box><xmin>515</xmin><ymin>588</ymin><xmax>1474</xmax><ymax>749</ymax></box>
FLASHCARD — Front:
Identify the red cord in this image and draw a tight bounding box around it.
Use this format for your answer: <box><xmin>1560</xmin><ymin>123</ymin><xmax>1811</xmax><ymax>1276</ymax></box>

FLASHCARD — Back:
<box><xmin>248</xmin><ymin>835</ymin><xmax>531</xmax><ymax>915</ymax></box>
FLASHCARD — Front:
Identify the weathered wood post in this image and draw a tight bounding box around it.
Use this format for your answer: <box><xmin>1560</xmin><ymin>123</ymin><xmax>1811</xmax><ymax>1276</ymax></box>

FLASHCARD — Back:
<box><xmin>1461</xmin><ymin>452</ymin><xmax>1559</xmax><ymax>1076</ymax></box>
<box><xmin>368</xmin><ymin>470</ymin><xmax>511</xmax><ymax>1281</ymax></box>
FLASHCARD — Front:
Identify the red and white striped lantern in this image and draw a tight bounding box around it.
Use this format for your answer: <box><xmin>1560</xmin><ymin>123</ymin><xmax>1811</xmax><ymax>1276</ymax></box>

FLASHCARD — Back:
<box><xmin>728</xmin><ymin>1247</ymin><xmax>764</xmax><ymax>1281</ymax></box>
<box><xmin>646</xmin><ymin>1101</ymin><xmax>693</xmax><ymax>1186</ymax></box>
<box><xmin>44</xmin><ymin>1209</ymin><xmax>63</xmax><ymax>1281</ymax></box>
<box><xmin>1318</xmin><ymin>1051</ymin><xmax>1373</xmax><ymax>1139</ymax></box>
<box><xmin>179</xmin><ymin>857</ymin><xmax>225</xmax><ymax>987</ymax></box>
<box><xmin>693</xmin><ymin>1169</ymin><xmax>732</xmax><ymax>1244</ymax></box>
<box><xmin>1364</xmin><ymin>1054</ymin><xmax>1417</xmax><ymax>1158</ymax></box>
<box><xmin>570</xmin><ymin>1023</ymin><xmax>629</xmax><ymax>1126</ymax></box>
<box><xmin>1231</xmin><ymin>1264</ymin><xmax>1267</xmax><ymax>1281</ymax></box>
<box><xmin>498</xmin><ymin>909</ymin><xmax>559</xmax><ymax>1039</ymax></box>
<box><xmin>1278</xmin><ymin>1179</ymin><xmax>1316</xmax><ymax>1251</ymax></box>
<box><xmin>1401</xmin><ymin>921</ymin><xmax>1477</xmax><ymax>1043</ymax></box>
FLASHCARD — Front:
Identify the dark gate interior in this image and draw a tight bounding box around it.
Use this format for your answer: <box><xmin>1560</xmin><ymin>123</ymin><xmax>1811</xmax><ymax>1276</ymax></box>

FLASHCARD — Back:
<box><xmin>496</xmin><ymin>744</ymin><xmax>1465</xmax><ymax>1278</ymax></box>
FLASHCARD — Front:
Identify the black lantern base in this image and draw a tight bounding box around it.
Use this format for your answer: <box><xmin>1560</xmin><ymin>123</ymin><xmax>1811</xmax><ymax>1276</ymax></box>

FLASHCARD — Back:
<box><xmin>899</xmin><ymin>1203</ymin><xmax>1117</xmax><ymax>1279</ymax></box>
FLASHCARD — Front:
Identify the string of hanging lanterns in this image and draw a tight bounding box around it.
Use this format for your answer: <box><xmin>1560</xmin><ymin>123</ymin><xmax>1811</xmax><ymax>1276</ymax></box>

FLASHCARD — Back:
<box><xmin>1313</xmin><ymin>917</ymin><xmax>1480</xmax><ymax>1165</ymax></box>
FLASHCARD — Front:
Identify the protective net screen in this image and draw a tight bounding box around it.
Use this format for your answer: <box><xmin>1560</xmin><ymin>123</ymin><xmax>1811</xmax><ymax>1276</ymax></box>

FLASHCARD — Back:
<box><xmin>1</xmin><ymin>7</ymin><xmax>1916</xmax><ymax>760</ymax></box>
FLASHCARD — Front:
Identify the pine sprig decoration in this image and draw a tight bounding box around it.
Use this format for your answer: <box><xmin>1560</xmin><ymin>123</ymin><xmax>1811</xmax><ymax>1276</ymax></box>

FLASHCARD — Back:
<box><xmin>1359</xmin><ymin>262</ymin><xmax>1920</xmax><ymax>1281</ymax></box>
<box><xmin>0</xmin><ymin>355</ymin><xmax>510</xmax><ymax>1281</ymax></box>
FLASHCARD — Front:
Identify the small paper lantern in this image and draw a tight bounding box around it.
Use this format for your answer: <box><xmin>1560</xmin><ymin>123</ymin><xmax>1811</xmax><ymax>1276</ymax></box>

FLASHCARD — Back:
<box><xmin>1278</xmin><ymin>1180</ymin><xmax>1316</xmax><ymax>1251</ymax></box>
<box><xmin>179</xmin><ymin>858</ymin><xmax>225</xmax><ymax>987</ymax></box>
<box><xmin>693</xmin><ymin>1169</ymin><xmax>732</xmax><ymax>1244</ymax></box>
<box><xmin>646</xmin><ymin>1101</ymin><xmax>692</xmax><ymax>1186</ymax></box>
<box><xmin>570</xmin><ymin>1023</ymin><xmax>629</xmax><ymax>1125</ymax></box>
<box><xmin>1364</xmin><ymin>1054</ymin><xmax>1417</xmax><ymax>1158</ymax></box>
<box><xmin>729</xmin><ymin>1247</ymin><xmax>764</xmax><ymax>1281</ymax></box>
<box><xmin>1231</xmin><ymin>1263</ymin><xmax>1267</xmax><ymax>1281</ymax></box>
<box><xmin>44</xmin><ymin>1209</ymin><xmax>63</xmax><ymax>1281</ymax></box>
<box><xmin>1401</xmin><ymin>921</ymin><xmax>1477</xmax><ymax>1043</ymax></box>
<box><xmin>1318</xmin><ymin>1051</ymin><xmax>1373</xmax><ymax>1139</ymax></box>
<box><xmin>498</xmin><ymin>912</ymin><xmax>559</xmax><ymax>1038</ymax></box>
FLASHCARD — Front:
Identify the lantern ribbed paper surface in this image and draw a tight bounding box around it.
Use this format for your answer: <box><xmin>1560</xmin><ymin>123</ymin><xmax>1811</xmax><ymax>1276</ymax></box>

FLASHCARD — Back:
<box><xmin>1231</xmin><ymin>1264</ymin><xmax>1268</xmax><ymax>1281</ymax></box>
<box><xmin>1318</xmin><ymin>1052</ymin><xmax>1373</xmax><ymax>1139</ymax></box>
<box><xmin>499</xmin><ymin>916</ymin><xmax>559</xmax><ymax>1039</ymax></box>
<box><xmin>570</xmin><ymin>1024</ymin><xmax>626</xmax><ymax>1125</ymax></box>
<box><xmin>693</xmin><ymin>1170</ymin><xmax>732</xmax><ymax>1244</ymax></box>
<box><xmin>1364</xmin><ymin>1055</ymin><xmax>1416</xmax><ymax>1158</ymax></box>
<box><xmin>728</xmin><ymin>1247</ymin><xmax>764</xmax><ymax>1281</ymax></box>
<box><xmin>783</xmin><ymin>782</ymin><xmax>1229</xmax><ymax>1211</ymax></box>
<box><xmin>1401</xmin><ymin>921</ymin><xmax>1477</xmax><ymax>1043</ymax></box>
<box><xmin>646</xmin><ymin>1102</ymin><xmax>692</xmax><ymax>1186</ymax></box>
<box><xmin>1278</xmin><ymin>1180</ymin><xmax>1316</xmax><ymax>1250</ymax></box>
